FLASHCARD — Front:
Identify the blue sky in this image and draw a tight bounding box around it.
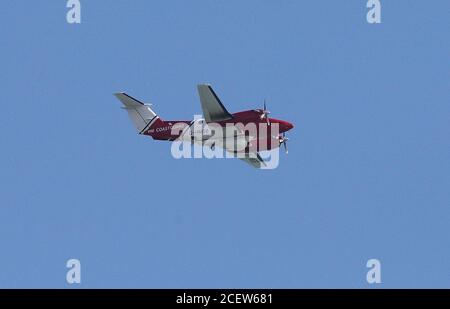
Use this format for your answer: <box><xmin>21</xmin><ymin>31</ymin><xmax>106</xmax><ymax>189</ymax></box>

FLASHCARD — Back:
<box><xmin>0</xmin><ymin>0</ymin><xmax>448</xmax><ymax>288</ymax></box>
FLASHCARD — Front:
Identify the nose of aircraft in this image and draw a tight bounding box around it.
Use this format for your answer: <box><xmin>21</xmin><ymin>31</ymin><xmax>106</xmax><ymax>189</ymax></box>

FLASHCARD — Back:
<box><xmin>280</xmin><ymin>120</ymin><xmax>294</xmax><ymax>132</ymax></box>
<box><xmin>267</xmin><ymin>119</ymin><xmax>294</xmax><ymax>132</ymax></box>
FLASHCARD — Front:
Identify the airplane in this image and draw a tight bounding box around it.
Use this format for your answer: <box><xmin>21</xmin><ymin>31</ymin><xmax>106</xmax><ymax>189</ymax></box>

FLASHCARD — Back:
<box><xmin>114</xmin><ymin>84</ymin><xmax>294</xmax><ymax>168</ymax></box>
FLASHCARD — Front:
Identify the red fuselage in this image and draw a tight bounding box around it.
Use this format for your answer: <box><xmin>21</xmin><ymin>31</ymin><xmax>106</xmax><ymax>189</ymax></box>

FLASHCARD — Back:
<box><xmin>143</xmin><ymin>109</ymin><xmax>294</xmax><ymax>152</ymax></box>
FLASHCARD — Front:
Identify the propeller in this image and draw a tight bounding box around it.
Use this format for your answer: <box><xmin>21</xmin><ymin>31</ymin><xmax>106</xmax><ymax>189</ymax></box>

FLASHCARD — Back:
<box><xmin>279</xmin><ymin>132</ymin><xmax>289</xmax><ymax>154</ymax></box>
<box><xmin>258</xmin><ymin>99</ymin><xmax>290</xmax><ymax>154</ymax></box>
<box><xmin>260</xmin><ymin>99</ymin><xmax>271</xmax><ymax>126</ymax></box>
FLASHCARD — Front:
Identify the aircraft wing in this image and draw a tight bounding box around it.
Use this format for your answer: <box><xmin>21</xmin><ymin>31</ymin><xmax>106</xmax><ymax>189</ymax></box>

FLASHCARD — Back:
<box><xmin>239</xmin><ymin>152</ymin><xmax>267</xmax><ymax>169</ymax></box>
<box><xmin>197</xmin><ymin>84</ymin><xmax>233</xmax><ymax>122</ymax></box>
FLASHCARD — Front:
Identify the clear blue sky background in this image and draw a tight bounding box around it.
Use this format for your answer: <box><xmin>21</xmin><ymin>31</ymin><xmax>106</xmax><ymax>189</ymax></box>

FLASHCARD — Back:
<box><xmin>0</xmin><ymin>1</ymin><xmax>448</xmax><ymax>288</ymax></box>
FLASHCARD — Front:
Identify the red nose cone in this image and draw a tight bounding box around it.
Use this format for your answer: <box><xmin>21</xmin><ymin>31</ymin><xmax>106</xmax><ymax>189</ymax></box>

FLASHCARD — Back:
<box><xmin>280</xmin><ymin>120</ymin><xmax>294</xmax><ymax>132</ymax></box>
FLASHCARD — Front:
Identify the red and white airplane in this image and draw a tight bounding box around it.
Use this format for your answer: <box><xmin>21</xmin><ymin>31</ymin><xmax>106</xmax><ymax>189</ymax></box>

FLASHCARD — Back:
<box><xmin>115</xmin><ymin>84</ymin><xmax>294</xmax><ymax>168</ymax></box>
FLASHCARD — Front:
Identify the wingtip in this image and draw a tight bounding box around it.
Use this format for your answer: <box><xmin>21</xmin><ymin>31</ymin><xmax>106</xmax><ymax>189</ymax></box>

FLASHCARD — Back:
<box><xmin>113</xmin><ymin>92</ymin><xmax>126</xmax><ymax>98</ymax></box>
<box><xmin>197</xmin><ymin>83</ymin><xmax>212</xmax><ymax>88</ymax></box>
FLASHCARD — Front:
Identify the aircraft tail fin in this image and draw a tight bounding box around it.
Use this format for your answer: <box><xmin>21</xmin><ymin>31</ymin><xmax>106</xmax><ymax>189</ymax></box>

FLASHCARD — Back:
<box><xmin>114</xmin><ymin>92</ymin><xmax>161</xmax><ymax>134</ymax></box>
